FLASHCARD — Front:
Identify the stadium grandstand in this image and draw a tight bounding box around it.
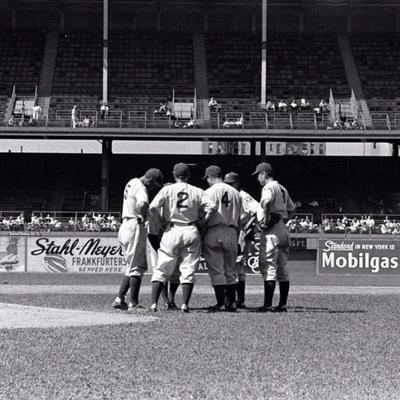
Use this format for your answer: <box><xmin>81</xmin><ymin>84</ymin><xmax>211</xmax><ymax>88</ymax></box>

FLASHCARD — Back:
<box><xmin>0</xmin><ymin>0</ymin><xmax>400</xmax><ymax>229</ymax></box>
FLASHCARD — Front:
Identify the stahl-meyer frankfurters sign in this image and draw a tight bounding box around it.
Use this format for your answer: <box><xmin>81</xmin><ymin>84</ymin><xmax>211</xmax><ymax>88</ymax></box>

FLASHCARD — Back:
<box><xmin>317</xmin><ymin>238</ymin><xmax>400</xmax><ymax>275</ymax></box>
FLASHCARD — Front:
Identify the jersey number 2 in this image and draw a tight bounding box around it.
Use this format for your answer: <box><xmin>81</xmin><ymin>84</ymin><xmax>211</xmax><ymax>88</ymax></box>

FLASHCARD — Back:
<box><xmin>177</xmin><ymin>192</ymin><xmax>189</xmax><ymax>209</ymax></box>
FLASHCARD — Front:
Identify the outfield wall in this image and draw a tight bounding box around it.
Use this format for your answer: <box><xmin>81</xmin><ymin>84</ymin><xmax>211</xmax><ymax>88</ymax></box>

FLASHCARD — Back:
<box><xmin>1</xmin><ymin>232</ymin><xmax>399</xmax><ymax>276</ymax></box>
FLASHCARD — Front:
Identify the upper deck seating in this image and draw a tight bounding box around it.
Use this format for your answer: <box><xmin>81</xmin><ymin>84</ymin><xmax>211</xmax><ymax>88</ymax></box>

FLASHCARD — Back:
<box><xmin>0</xmin><ymin>30</ymin><xmax>46</xmax><ymax>95</ymax></box>
<box><xmin>351</xmin><ymin>34</ymin><xmax>400</xmax><ymax>99</ymax></box>
<box><xmin>108</xmin><ymin>32</ymin><xmax>194</xmax><ymax>99</ymax></box>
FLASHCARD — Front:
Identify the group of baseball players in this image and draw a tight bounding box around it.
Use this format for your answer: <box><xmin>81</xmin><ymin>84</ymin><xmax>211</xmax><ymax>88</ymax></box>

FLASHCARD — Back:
<box><xmin>111</xmin><ymin>161</ymin><xmax>295</xmax><ymax>313</ymax></box>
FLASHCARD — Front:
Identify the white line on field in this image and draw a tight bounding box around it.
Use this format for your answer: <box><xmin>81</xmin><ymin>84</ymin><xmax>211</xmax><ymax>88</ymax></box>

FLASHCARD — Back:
<box><xmin>1</xmin><ymin>285</ymin><xmax>400</xmax><ymax>295</ymax></box>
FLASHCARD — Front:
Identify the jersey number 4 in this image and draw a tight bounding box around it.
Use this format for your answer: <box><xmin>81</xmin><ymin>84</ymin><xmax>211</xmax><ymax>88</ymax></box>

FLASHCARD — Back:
<box><xmin>177</xmin><ymin>191</ymin><xmax>189</xmax><ymax>209</ymax></box>
<box><xmin>222</xmin><ymin>191</ymin><xmax>231</xmax><ymax>207</ymax></box>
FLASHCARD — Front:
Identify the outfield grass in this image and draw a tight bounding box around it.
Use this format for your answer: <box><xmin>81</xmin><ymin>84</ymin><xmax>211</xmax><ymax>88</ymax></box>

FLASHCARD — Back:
<box><xmin>1</xmin><ymin>256</ymin><xmax>400</xmax><ymax>400</ymax></box>
<box><xmin>0</xmin><ymin>287</ymin><xmax>400</xmax><ymax>399</ymax></box>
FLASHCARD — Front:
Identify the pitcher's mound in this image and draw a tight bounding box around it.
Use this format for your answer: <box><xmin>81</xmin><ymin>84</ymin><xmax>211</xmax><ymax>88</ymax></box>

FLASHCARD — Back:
<box><xmin>0</xmin><ymin>303</ymin><xmax>156</xmax><ymax>329</ymax></box>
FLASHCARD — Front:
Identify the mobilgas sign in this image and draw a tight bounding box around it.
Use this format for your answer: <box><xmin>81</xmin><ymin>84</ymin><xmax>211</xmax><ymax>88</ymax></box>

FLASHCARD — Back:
<box><xmin>317</xmin><ymin>239</ymin><xmax>400</xmax><ymax>275</ymax></box>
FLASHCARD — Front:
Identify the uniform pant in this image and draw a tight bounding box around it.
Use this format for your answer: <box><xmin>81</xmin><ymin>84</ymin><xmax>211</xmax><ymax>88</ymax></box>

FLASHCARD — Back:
<box><xmin>258</xmin><ymin>220</ymin><xmax>290</xmax><ymax>282</ymax></box>
<box><xmin>204</xmin><ymin>226</ymin><xmax>238</xmax><ymax>286</ymax></box>
<box><xmin>118</xmin><ymin>219</ymin><xmax>148</xmax><ymax>277</ymax></box>
<box><xmin>152</xmin><ymin>225</ymin><xmax>201</xmax><ymax>284</ymax></box>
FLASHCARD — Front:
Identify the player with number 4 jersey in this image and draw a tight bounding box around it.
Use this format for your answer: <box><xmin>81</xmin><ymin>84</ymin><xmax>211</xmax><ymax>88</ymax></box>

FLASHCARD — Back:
<box><xmin>149</xmin><ymin>163</ymin><xmax>216</xmax><ymax>313</ymax></box>
<box><xmin>203</xmin><ymin>165</ymin><xmax>244</xmax><ymax>312</ymax></box>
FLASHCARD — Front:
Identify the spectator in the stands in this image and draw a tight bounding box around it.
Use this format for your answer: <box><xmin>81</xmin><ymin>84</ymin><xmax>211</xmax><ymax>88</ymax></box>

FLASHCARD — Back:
<box><xmin>278</xmin><ymin>100</ymin><xmax>287</xmax><ymax>112</ymax></box>
<box><xmin>183</xmin><ymin>118</ymin><xmax>195</xmax><ymax>128</ymax></box>
<box><xmin>319</xmin><ymin>99</ymin><xmax>328</xmax><ymax>113</ymax></box>
<box><xmin>266</xmin><ymin>100</ymin><xmax>275</xmax><ymax>111</ymax></box>
<box><xmin>82</xmin><ymin>115</ymin><xmax>91</xmax><ymax>128</ymax></box>
<box><xmin>71</xmin><ymin>105</ymin><xmax>78</xmax><ymax>128</ymax></box>
<box><xmin>153</xmin><ymin>101</ymin><xmax>168</xmax><ymax>115</ymax></box>
<box><xmin>8</xmin><ymin>114</ymin><xmax>14</xmax><ymax>126</ymax></box>
<box><xmin>208</xmin><ymin>97</ymin><xmax>221</xmax><ymax>112</ymax></box>
<box><xmin>166</xmin><ymin>108</ymin><xmax>180</xmax><ymax>128</ymax></box>
<box><xmin>290</xmin><ymin>99</ymin><xmax>298</xmax><ymax>111</ymax></box>
<box><xmin>100</xmin><ymin>102</ymin><xmax>109</xmax><ymax>119</ymax></box>
<box><xmin>313</xmin><ymin>106</ymin><xmax>322</xmax><ymax>115</ymax></box>
<box><xmin>82</xmin><ymin>214</ymin><xmax>89</xmax><ymax>225</ymax></box>
<box><xmin>32</xmin><ymin>104</ymin><xmax>42</xmax><ymax>120</ymax></box>
<box><xmin>300</xmin><ymin>98</ymin><xmax>311</xmax><ymax>111</ymax></box>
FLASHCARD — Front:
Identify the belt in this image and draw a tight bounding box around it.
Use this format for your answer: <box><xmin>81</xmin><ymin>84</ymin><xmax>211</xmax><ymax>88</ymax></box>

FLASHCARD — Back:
<box><xmin>208</xmin><ymin>224</ymin><xmax>237</xmax><ymax>229</ymax></box>
<box><xmin>123</xmin><ymin>216</ymin><xmax>143</xmax><ymax>224</ymax></box>
<box><xmin>169</xmin><ymin>221</ymin><xmax>195</xmax><ymax>227</ymax></box>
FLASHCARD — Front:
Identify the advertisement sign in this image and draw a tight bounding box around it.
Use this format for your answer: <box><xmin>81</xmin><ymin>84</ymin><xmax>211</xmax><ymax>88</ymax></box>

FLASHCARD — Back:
<box><xmin>0</xmin><ymin>235</ymin><xmax>25</xmax><ymax>272</ymax></box>
<box><xmin>26</xmin><ymin>236</ymin><xmax>127</xmax><ymax>273</ymax></box>
<box><xmin>317</xmin><ymin>238</ymin><xmax>400</xmax><ymax>275</ymax></box>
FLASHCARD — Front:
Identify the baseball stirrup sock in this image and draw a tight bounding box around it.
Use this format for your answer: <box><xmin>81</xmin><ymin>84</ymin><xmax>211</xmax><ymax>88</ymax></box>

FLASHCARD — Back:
<box><xmin>161</xmin><ymin>284</ymin><xmax>169</xmax><ymax>303</ymax></box>
<box><xmin>118</xmin><ymin>276</ymin><xmax>130</xmax><ymax>299</ymax></box>
<box><xmin>169</xmin><ymin>282</ymin><xmax>180</xmax><ymax>301</ymax></box>
<box><xmin>263</xmin><ymin>281</ymin><xmax>276</xmax><ymax>308</ymax></box>
<box><xmin>181</xmin><ymin>283</ymin><xmax>194</xmax><ymax>305</ymax></box>
<box><xmin>214</xmin><ymin>285</ymin><xmax>226</xmax><ymax>306</ymax></box>
<box><xmin>226</xmin><ymin>284</ymin><xmax>236</xmax><ymax>306</ymax></box>
<box><xmin>129</xmin><ymin>277</ymin><xmax>142</xmax><ymax>305</ymax></box>
<box><xmin>278</xmin><ymin>281</ymin><xmax>290</xmax><ymax>307</ymax></box>
<box><xmin>151</xmin><ymin>281</ymin><xmax>164</xmax><ymax>305</ymax></box>
<box><xmin>236</xmin><ymin>281</ymin><xmax>245</xmax><ymax>304</ymax></box>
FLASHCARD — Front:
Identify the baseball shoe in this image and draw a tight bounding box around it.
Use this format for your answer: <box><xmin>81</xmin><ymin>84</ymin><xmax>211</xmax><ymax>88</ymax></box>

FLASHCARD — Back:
<box><xmin>147</xmin><ymin>303</ymin><xmax>158</xmax><ymax>312</ymax></box>
<box><xmin>272</xmin><ymin>305</ymin><xmax>288</xmax><ymax>313</ymax></box>
<box><xmin>236</xmin><ymin>302</ymin><xmax>247</xmax><ymax>309</ymax></box>
<box><xmin>181</xmin><ymin>304</ymin><xmax>189</xmax><ymax>313</ymax></box>
<box><xmin>258</xmin><ymin>306</ymin><xmax>273</xmax><ymax>313</ymax></box>
<box><xmin>112</xmin><ymin>298</ymin><xmax>128</xmax><ymax>311</ymax></box>
<box><xmin>165</xmin><ymin>301</ymin><xmax>178</xmax><ymax>311</ymax></box>
<box><xmin>226</xmin><ymin>302</ymin><xmax>237</xmax><ymax>312</ymax></box>
<box><xmin>127</xmin><ymin>304</ymin><xmax>145</xmax><ymax>313</ymax></box>
<box><xmin>208</xmin><ymin>304</ymin><xmax>226</xmax><ymax>313</ymax></box>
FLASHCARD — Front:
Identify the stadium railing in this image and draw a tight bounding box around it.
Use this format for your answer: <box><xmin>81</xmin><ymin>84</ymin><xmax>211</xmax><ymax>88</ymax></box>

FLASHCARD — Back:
<box><xmin>25</xmin><ymin>211</ymin><xmax>122</xmax><ymax>233</ymax></box>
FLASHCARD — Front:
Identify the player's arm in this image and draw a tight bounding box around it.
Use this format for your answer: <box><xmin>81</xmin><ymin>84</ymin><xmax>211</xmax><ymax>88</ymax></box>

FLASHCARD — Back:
<box><xmin>199</xmin><ymin>192</ymin><xmax>217</xmax><ymax>223</ymax></box>
<box><xmin>286</xmin><ymin>193</ymin><xmax>296</xmax><ymax>221</ymax></box>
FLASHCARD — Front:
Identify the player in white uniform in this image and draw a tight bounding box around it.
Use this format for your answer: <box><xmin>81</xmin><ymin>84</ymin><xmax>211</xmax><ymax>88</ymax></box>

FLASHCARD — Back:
<box><xmin>252</xmin><ymin>162</ymin><xmax>296</xmax><ymax>312</ymax></box>
<box><xmin>149</xmin><ymin>163</ymin><xmax>216</xmax><ymax>312</ymax></box>
<box><xmin>147</xmin><ymin>183</ymin><xmax>182</xmax><ymax>311</ymax></box>
<box><xmin>224</xmin><ymin>172</ymin><xmax>261</xmax><ymax>308</ymax></box>
<box><xmin>112</xmin><ymin>168</ymin><xmax>164</xmax><ymax>312</ymax></box>
<box><xmin>203</xmin><ymin>165</ymin><xmax>244</xmax><ymax>312</ymax></box>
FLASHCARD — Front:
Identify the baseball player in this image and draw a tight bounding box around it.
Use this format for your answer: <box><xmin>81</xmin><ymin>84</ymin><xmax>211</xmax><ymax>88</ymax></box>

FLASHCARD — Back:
<box><xmin>203</xmin><ymin>165</ymin><xmax>244</xmax><ymax>312</ymax></box>
<box><xmin>224</xmin><ymin>172</ymin><xmax>261</xmax><ymax>308</ymax></box>
<box><xmin>149</xmin><ymin>163</ymin><xmax>216</xmax><ymax>312</ymax></box>
<box><xmin>252</xmin><ymin>162</ymin><xmax>296</xmax><ymax>312</ymax></box>
<box><xmin>147</xmin><ymin>184</ymin><xmax>181</xmax><ymax>311</ymax></box>
<box><xmin>112</xmin><ymin>168</ymin><xmax>164</xmax><ymax>312</ymax></box>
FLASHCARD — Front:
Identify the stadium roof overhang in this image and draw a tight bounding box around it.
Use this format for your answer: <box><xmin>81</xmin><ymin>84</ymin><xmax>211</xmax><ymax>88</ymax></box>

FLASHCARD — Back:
<box><xmin>1</xmin><ymin>0</ymin><xmax>399</xmax><ymax>7</ymax></box>
<box><xmin>0</xmin><ymin>127</ymin><xmax>399</xmax><ymax>143</ymax></box>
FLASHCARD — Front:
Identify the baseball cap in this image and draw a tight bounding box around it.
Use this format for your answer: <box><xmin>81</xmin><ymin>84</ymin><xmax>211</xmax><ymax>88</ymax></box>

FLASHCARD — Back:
<box><xmin>173</xmin><ymin>162</ymin><xmax>190</xmax><ymax>178</ymax></box>
<box><xmin>224</xmin><ymin>172</ymin><xmax>240</xmax><ymax>184</ymax></box>
<box><xmin>252</xmin><ymin>162</ymin><xmax>273</xmax><ymax>176</ymax></box>
<box><xmin>203</xmin><ymin>165</ymin><xmax>222</xmax><ymax>179</ymax></box>
<box><xmin>144</xmin><ymin>168</ymin><xmax>164</xmax><ymax>187</ymax></box>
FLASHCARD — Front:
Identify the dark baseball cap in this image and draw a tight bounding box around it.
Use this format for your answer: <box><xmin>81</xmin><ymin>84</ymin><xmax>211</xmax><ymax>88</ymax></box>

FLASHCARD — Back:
<box><xmin>252</xmin><ymin>162</ymin><xmax>273</xmax><ymax>176</ymax></box>
<box><xmin>173</xmin><ymin>162</ymin><xmax>190</xmax><ymax>178</ymax></box>
<box><xmin>144</xmin><ymin>168</ymin><xmax>164</xmax><ymax>187</ymax></box>
<box><xmin>203</xmin><ymin>165</ymin><xmax>222</xmax><ymax>179</ymax></box>
<box><xmin>224</xmin><ymin>172</ymin><xmax>240</xmax><ymax>184</ymax></box>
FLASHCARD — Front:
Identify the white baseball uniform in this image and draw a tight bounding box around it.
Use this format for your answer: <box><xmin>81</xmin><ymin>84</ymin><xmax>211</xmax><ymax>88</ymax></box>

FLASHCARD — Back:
<box><xmin>258</xmin><ymin>180</ymin><xmax>295</xmax><ymax>282</ymax></box>
<box><xmin>150</xmin><ymin>182</ymin><xmax>216</xmax><ymax>284</ymax></box>
<box><xmin>204</xmin><ymin>182</ymin><xmax>243</xmax><ymax>286</ymax></box>
<box><xmin>118</xmin><ymin>178</ymin><xmax>149</xmax><ymax>277</ymax></box>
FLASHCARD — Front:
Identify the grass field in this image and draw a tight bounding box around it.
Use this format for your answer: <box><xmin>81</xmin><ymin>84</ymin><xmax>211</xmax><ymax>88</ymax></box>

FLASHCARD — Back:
<box><xmin>1</xmin><ymin>258</ymin><xmax>400</xmax><ymax>400</ymax></box>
